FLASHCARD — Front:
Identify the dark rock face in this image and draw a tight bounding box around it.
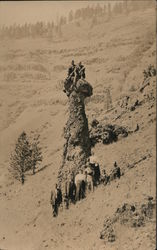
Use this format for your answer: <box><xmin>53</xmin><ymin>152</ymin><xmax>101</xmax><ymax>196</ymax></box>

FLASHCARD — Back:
<box><xmin>100</xmin><ymin>217</ymin><xmax>116</xmax><ymax>242</ymax></box>
<box><xmin>89</xmin><ymin>120</ymin><xmax>128</xmax><ymax>146</ymax></box>
<box><xmin>58</xmin><ymin>79</ymin><xmax>93</xmax><ymax>184</ymax></box>
<box><xmin>115</xmin><ymin>199</ymin><xmax>155</xmax><ymax>227</ymax></box>
<box><xmin>100</xmin><ymin>198</ymin><xmax>155</xmax><ymax>242</ymax></box>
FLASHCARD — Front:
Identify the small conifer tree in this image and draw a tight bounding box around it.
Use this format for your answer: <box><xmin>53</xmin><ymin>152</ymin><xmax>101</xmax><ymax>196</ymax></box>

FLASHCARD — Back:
<box><xmin>10</xmin><ymin>131</ymin><xmax>32</xmax><ymax>184</ymax></box>
<box><xmin>30</xmin><ymin>134</ymin><xmax>43</xmax><ymax>175</ymax></box>
<box><xmin>10</xmin><ymin>131</ymin><xmax>43</xmax><ymax>183</ymax></box>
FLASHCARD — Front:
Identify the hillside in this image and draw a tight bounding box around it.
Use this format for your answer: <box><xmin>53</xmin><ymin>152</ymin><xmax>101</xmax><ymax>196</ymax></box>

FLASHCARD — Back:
<box><xmin>0</xmin><ymin>6</ymin><xmax>156</xmax><ymax>250</ymax></box>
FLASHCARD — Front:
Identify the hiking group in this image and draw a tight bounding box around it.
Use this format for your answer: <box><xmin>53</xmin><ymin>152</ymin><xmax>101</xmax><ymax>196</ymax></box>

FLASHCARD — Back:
<box><xmin>50</xmin><ymin>154</ymin><xmax>121</xmax><ymax>217</ymax></box>
<box><xmin>50</xmin><ymin>61</ymin><xmax>121</xmax><ymax>217</ymax></box>
<box><xmin>63</xmin><ymin>60</ymin><xmax>86</xmax><ymax>95</ymax></box>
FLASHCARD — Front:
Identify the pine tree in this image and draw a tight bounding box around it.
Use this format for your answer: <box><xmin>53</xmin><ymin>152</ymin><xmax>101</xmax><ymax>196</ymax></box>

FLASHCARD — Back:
<box><xmin>30</xmin><ymin>134</ymin><xmax>43</xmax><ymax>175</ymax></box>
<box><xmin>10</xmin><ymin>131</ymin><xmax>32</xmax><ymax>184</ymax></box>
<box><xmin>10</xmin><ymin>131</ymin><xmax>43</xmax><ymax>183</ymax></box>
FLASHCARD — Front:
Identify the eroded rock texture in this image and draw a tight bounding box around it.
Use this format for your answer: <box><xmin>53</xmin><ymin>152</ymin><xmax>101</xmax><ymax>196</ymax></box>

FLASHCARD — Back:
<box><xmin>89</xmin><ymin>119</ymin><xmax>128</xmax><ymax>146</ymax></box>
<box><xmin>58</xmin><ymin>79</ymin><xmax>93</xmax><ymax>185</ymax></box>
<box><xmin>100</xmin><ymin>197</ymin><xmax>155</xmax><ymax>242</ymax></box>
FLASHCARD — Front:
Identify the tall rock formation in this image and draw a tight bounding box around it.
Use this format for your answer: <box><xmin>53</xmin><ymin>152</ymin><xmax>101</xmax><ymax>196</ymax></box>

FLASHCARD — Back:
<box><xmin>58</xmin><ymin>79</ymin><xmax>93</xmax><ymax>185</ymax></box>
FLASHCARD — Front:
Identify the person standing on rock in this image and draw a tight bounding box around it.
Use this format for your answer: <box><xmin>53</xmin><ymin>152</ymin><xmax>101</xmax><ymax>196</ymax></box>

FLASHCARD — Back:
<box><xmin>63</xmin><ymin>61</ymin><xmax>88</xmax><ymax>96</ymax></box>
<box><xmin>63</xmin><ymin>60</ymin><xmax>77</xmax><ymax>95</ymax></box>
<box><xmin>67</xmin><ymin>60</ymin><xmax>76</xmax><ymax>83</ymax></box>
<box><xmin>76</xmin><ymin>62</ymin><xmax>86</xmax><ymax>81</ymax></box>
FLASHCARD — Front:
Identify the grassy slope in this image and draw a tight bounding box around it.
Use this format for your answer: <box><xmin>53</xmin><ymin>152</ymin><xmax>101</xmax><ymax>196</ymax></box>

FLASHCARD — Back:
<box><xmin>0</xmin><ymin>7</ymin><xmax>156</xmax><ymax>250</ymax></box>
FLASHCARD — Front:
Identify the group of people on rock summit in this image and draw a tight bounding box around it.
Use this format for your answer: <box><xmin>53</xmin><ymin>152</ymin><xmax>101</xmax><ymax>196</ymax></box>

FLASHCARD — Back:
<box><xmin>63</xmin><ymin>60</ymin><xmax>86</xmax><ymax>94</ymax></box>
<box><xmin>50</xmin><ymin>155</ymin><xmax>121</xmax><ymax>217</ymax></box>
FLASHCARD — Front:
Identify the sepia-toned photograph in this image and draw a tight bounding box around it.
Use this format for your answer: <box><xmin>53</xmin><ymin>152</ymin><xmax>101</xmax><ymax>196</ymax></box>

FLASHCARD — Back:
<box><xmin>0</xmin><ymin>1</ymin><xmax>156</xmax><ymax>249</ymax></box>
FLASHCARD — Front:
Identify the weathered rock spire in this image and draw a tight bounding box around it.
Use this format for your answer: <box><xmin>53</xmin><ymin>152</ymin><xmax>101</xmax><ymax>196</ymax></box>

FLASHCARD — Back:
<box><xmin>58</xmin><ymin>79</ymin><xmax>93</xmax><ymax>184</ymax></box>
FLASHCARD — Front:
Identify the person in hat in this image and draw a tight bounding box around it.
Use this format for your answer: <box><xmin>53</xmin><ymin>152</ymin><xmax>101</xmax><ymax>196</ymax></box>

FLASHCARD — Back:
<box><xmin>50</xmin><ymin>183</ymin><xmax>62</xmax><ymax>217</ymax></box>
<box><xmin>110</xmin><ymin>161</ymin><xmax>121</xmax><ymax>181</ymax></box>
<box><xmin>75</xmin><ymin>169</ymin><xmax>86</xmax><ymax>201</ymax></box>
<box><xmin>101</xmin><ymin>169</ymin><xmax>109</xmax><ymax>185</ymax></box>
<box><xmin>93</xmin><ymin>162</ymin><xmax>101</xmax><ymax>186</ymax></box>
<box><xmin>76</xmin><ymin>61</ymin><xmax>86</xmax><ymax>81</ymax></box>
<box><xmin>84</xmin><ymin>165</ymin><xmax>94</xmax><ymax>193</ymax></box>
<box><xmin>63</xmin><ymin>60</ymin><xmax>76</xmax><ymax>95</ymax></box>
<box><xmin>67</xmin><ymin>60</ymin><xmax>76</xmax><ymax>81</ymax></box>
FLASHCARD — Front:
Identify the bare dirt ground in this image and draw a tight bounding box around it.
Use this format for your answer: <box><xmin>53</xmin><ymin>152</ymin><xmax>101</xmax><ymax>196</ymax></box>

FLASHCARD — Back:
<box><xmin>0</xmin><ymin>7</ymin><xmax>156</xmax><ymax>250</ymax></box>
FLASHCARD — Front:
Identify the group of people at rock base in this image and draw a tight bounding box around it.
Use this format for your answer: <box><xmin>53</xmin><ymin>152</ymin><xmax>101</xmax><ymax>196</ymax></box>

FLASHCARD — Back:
<box><xmin>50</xmin><ymin>155</ymin><xmax>121</xmax><ymax>217</ymax></box>
<box><xmin>63</xmin><ymin>60</ymin><xmax>86</xmax><ymax>94</ymax></box>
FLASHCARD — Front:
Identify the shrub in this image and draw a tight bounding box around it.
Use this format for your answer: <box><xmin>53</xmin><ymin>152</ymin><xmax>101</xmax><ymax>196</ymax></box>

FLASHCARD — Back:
<box><xmin>143</xmin><ymin>64</ymin><xmax>156</xmax><ymax>80</ymax></box>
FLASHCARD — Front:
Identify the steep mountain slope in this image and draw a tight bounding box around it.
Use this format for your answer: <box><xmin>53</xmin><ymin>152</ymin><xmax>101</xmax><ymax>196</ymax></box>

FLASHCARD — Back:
<box><xmin>0</xmin><ymin>6</ymin><xmax>156</xmax><ymax>250</ymax></box>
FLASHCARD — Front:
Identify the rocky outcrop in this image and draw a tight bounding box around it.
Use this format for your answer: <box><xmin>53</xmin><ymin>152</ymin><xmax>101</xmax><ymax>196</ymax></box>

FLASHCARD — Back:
<box><xmin>89</xmin><ymin>119</ymin><xmax>128</xmax><ymax>146</ymax></box>
<box><xmin>100</xmin><ymin>197</ymin><xmax>155</xmax><ymax>242</ymax></box>
<box><xmin>58</xmin><ymin>79</ymin><xmax>93</xmax><ymax>185</ymax></box>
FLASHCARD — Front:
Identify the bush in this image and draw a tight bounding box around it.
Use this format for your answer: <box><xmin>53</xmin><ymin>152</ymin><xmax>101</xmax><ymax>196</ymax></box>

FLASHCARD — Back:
<box><xmin>143</xmin><ymin>64</ymin><xmax>156</xmax><ymax>80</ymax></box>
